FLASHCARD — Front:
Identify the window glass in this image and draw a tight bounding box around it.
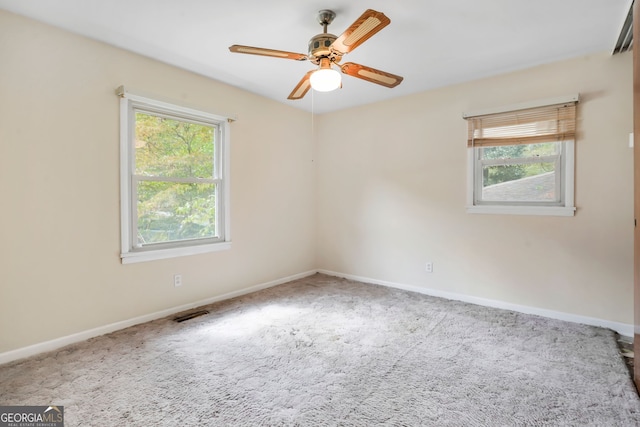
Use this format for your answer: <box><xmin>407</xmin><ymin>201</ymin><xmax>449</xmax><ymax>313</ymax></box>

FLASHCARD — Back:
<box><xmin>134</xmin><ymin>112</ymin><xmax>215</xmax><ymax>179</ymax></box>
<box><xmin>133</xmin><ymin>110</ymin><xmax>219</xmax><ymax>247</ymax></box>
<box><xmin>136</xmin><ymin>181</ymin><xmax>217</xmax><ymax>245</ymax></box>
<box><xmin>479</xmin><ymin>142</ymin><xmax>560</xmax><ymax>203</ymax></box>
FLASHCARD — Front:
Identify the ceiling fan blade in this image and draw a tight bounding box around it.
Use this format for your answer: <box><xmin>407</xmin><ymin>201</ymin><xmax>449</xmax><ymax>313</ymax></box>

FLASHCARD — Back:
<box><xmin>330</xmin><ymin>9</ymin><xmax>391</xmax><ymax>55</ymax></box>
<box><xmin>288</xmin><ymin>71</ymin><xmax>315</xmax><ymax>100</ymax></box>
<box><xmin>340</xmin><ymin>62</ymin><xmax>404</xmax><ymax>88</ymax></box>
<box><xmin>229</xmin><ymin>45</ymin><xmax>308</xmax><ymax>61</ymax></box>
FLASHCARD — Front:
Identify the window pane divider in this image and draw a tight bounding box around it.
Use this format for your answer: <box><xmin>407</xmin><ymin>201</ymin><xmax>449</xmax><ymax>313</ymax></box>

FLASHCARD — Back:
<box><xmin>133</xmin><ymin>175</ymin><xmax>219</xmax><ymax>184</ymax></box>
<box><xmin>480</xmin><ymin>154</ymin><xmax>559</xmax><ymax>167</ymax></box>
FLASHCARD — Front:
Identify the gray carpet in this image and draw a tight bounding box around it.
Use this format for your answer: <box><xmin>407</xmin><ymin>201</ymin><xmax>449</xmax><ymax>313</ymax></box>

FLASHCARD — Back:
<box><xmin>1</xmin><ymin>274</ymin><xmax>639</xmax><ymax>426</ymax></box>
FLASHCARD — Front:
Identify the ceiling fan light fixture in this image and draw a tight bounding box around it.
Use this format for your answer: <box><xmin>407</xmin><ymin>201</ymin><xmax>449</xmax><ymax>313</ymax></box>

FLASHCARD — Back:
<box><xmin>310</xmin><ymin>58</ymin><xmax>341</xmax><ymax>92</ymax></box>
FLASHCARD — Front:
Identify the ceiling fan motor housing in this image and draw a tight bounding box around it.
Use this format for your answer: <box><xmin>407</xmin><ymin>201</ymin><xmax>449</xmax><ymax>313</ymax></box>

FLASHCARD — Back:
<box><xmin>309</xmin><ymin>33</ymin><xmax>339</xmax><ymax>64</ymax></box>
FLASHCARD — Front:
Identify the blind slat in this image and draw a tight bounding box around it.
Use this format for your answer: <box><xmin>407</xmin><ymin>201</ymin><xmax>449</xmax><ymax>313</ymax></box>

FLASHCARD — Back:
<box><xmin>466</xmin><ymin>103</ymin><xmax>576</xmax><ymax>147</ymax></box>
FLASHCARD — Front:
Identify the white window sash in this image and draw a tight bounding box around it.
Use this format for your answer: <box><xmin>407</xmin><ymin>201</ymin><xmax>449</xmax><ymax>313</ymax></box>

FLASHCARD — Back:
<box><xmin>467</xmin><ymin>140</ymin><xmax>575</xmax><ymax>216</ymax></box>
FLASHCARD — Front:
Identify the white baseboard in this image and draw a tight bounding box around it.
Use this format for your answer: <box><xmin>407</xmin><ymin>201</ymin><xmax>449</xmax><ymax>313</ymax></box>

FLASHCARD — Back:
<box><xmin>2</xmin><ymin>268</ymin><xmax>632</xmax><ymax>365</ymax></box>
<box><xmin>0</xmin><ymin>270</ymin><xmax>317</xmax><ymax>365</ymax></box>
<box><xmin>318</xmin><ymin>269</ymin><xmax>634</xmax><ymax>338</ymax></box>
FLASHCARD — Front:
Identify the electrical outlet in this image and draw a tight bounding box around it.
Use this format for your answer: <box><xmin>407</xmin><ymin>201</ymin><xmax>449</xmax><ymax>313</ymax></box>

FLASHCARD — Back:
<box><xmin>425</xmin><ymin>262</ymin><xmax>433</xmax><ymax>273</ymax></box>
<box><xmin>174</xmin><ymin>274</ymin><xmax>182</xmax><ymax>287</ymax></box>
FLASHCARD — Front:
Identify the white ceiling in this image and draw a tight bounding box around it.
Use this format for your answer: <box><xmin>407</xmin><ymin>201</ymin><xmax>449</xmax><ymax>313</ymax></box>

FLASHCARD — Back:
<box><xmin>0</xmin><ymin>0</ymin><xmax>632</xmax><ymax>114</ymax></box>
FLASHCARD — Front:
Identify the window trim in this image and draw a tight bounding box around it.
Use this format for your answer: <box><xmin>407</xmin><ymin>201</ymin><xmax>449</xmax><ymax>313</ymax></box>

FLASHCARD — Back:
<box><xmin>118</xmin><ymin>89</ymin><xmax>231</xmax><ymax>264</ymax></box>
<box><xmin>462</xmin><ymin>94</ymin><xmax>579</xmax><ymax>120</ymax></box>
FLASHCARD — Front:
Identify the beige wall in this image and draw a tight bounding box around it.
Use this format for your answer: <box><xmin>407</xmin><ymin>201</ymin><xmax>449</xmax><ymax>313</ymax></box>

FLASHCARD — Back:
<box><xmin>0</xmin><ymin>9</ymin><xmax>634</xmax><ymax>355</ymax></box>
<box><xmin>316</xmin><ymin>52</ymin><xmax>634</xmax><ymax>324</ymax></box>
<box><xmin>0</xmin><ymin>11</ymin><xmax>316</xmax><ymax>353</ymax></box>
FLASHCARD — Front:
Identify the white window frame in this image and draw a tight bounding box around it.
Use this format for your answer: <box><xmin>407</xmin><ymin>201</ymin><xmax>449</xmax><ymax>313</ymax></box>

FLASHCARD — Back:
<box><xmin>464</xmin><ymin>95</ymin><xmax>577</xmax><ymax>217</ymax></box>
<box><xmin>466</xmin><ymin>141</ymin><xmax>575</xmax><ymax>216</ymax></box>
<box><xmin>118</xmin><ymin>88</ymin><xmax>231</xmax><ymax>263</ymax></box>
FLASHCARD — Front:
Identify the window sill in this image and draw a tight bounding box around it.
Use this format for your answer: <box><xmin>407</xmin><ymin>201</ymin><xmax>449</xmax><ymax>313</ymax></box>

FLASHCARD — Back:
<box><xmin>121</xmin><ymin>241</ymin><xmax>231</xmax><ymax>264</ymax></box>
<box><xmin>466</xmin><ymin>205</ymin><xmax>576</xmax><ymax>217</ymax></box>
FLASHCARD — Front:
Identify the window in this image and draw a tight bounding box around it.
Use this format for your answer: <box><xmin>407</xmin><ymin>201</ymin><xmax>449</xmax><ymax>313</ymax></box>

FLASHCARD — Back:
<box><xmin>119</xmin><ymin>88</ymin><xmax>231</xmax><ymax>263</ymax></box>
<box><xmin>464</xmin><ymin>96</ymin><xmax>578</xmax><ymax>216</ymax></box>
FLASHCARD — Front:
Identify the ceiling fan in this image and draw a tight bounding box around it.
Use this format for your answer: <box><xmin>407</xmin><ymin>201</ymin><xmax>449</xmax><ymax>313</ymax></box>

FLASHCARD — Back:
<box><xmin>229</xmin><ymin>9</ymin><xmax>404</xmax><ymax>100</ymax></box>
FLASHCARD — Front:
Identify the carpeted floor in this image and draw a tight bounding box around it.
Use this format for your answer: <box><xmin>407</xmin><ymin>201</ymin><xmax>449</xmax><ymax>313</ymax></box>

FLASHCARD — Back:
<box><xmin>1</xmin><ymin>273</ymin><xmax>639</xmax><ymax>426</ymax></box>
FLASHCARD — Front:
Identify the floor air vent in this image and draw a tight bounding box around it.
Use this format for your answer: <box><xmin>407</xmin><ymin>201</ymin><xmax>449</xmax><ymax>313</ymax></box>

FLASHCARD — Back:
<box><xmin>173</xmin><ymin>310</ymin><xmax>209</xmax><ymax>323</ymax></box>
